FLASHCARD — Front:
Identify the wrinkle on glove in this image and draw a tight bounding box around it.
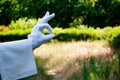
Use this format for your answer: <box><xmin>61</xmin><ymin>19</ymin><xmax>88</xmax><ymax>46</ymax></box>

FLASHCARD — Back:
<box><xmin>0</xmin><ymin>39</ymin><xmax>37</xmax><ymax>80</ymax></box>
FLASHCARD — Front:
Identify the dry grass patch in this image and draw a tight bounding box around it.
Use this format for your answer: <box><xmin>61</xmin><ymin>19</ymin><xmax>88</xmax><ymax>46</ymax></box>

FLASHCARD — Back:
<box><xmin>33</xmin><ymin>41</ymin><xmax>115</xmax><ymax>80</ymax></box>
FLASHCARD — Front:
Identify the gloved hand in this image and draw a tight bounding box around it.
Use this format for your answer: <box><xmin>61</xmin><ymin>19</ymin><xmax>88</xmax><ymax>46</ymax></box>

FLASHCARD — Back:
<box><xmin>28</xmin><ymin>11</ymin><xmax>55</xmax><ymax>49</ymax></box>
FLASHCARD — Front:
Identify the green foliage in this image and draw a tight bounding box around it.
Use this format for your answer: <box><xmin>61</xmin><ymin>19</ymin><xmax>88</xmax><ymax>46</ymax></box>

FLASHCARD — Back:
<box><xmin>68</xmin><ymin>55</ymin><xmax>120</xmax><ymax>80</ymax></box>
<box><xmin>1</xmin><ymin>0</ymin><xmax>120</xmax><ymax>28</ymax></box>
<box><xmin>103</xmin><ymin>27</ymin><xmax>120</xmax><ymax>42</ymax></box>
<box><xmin>81</xmin><ymin>0</ymin><xmax>120</xmax><ymax>28</ymax></box>
<box><xmin>53</xmin><ymin>26</ymin><xmax>102</xmax><ymax>41</ymax></box>
<box><xmin>111</xmin><ymin>34</ymin><xmax>120</xmax><ymax>49</ymax></box>
<box><xmin>103</xmin><ymin>26</ymin><xmax>120</xmax><ymax>49</ymax></box>
<box><xmin>9</xmin><ymin>18</ymin><xmax>38</xmax><ymax>30</ymax></box>
<box><xmin>0</xmin><ymin>29</ymin><xmax>31</xmax><ymax>42</ymax></box>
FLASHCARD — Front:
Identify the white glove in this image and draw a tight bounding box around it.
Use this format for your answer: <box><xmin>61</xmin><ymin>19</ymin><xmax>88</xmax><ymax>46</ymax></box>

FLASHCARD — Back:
<box><xmin>28</xmin><ymin>11</ymin><xmax>55</xmax><ymax>49</ymax></box>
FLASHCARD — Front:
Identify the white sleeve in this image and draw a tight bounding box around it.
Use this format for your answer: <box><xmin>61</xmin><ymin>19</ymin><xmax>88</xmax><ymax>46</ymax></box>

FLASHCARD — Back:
<box><xmin>0</xmin><ymin>39</ymin><xmax>37</xmax><ymax>80</ymax></box>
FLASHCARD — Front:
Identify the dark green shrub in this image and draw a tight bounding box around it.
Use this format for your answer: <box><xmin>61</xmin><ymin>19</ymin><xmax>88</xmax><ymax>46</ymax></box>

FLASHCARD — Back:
<box><xmin>105</xmin><ymin>26</ymin><xmax>120</xmax><ymax>49</ymax></box>
<box><xmin>111</xmin><ymin>34</ymin><xmax>120</xmax><ymax>49</ymax></box>
<box><xmin>0</xmin><ymin>29</ymin><xmax>31</xmax><ymax>42</ymax></box>
<box><xmin>1</xmin><ymin>0</ymin><xmax>120</xmax><ymax>28</ymax></box>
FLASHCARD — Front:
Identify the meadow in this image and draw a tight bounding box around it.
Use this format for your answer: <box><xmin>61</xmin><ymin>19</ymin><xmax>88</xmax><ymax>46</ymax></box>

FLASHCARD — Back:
<box><xmin>20</xmin><ymin>41</ymin><xmax>120</xmax><ymax>80</ymax></box>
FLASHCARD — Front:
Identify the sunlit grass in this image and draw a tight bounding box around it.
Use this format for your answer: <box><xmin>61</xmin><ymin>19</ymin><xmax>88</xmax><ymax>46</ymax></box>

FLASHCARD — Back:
<box><xmin>20</xmin><ymin>41</ymin><xmax>120</xmax><ymax>80</ymax></box>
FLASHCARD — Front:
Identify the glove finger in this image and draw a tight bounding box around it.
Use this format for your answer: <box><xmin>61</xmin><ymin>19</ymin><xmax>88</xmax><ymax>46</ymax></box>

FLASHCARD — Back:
<box><xmin>40</xmin><ymin>13</ymin><xmax>55</xmax><ymax>23</ymax></box>
<box><xmin>46</xmin><ymin>13</ymin><xmax>55</xmax><ymax>22</ymax></box>
<box><xmin>39</xmin><ymin>23</ymin><xmax>53</xmax><ymax>34</ymax></box>
<box><xmin>44</xmin><ymin>11</ymin><xmax>49</xmax><ymax>17</ymax></box>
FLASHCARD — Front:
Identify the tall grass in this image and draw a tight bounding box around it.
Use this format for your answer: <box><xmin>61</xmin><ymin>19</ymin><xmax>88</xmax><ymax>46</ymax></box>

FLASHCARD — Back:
<box><xmin>20</xmin><ymin>41</ymin><xmax>120</xmax><ymax>80</ymax></box>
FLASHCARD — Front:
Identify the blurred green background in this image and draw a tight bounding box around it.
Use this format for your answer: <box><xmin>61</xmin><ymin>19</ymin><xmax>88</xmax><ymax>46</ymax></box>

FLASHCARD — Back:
<box><xmin>0</xmin><ymin>0</ymin><xmax>120</xmax><ymax>45</ymax></box>
<box><xmin>0</xmin><ymin>0</ymin><xmax>120</xmax><ymax>28</ymax></box>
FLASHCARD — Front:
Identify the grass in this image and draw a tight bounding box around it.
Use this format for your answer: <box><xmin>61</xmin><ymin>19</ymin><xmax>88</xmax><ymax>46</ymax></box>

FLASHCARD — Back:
<box><xmin>20</xmin><ymin>41</ymin><xmax>120</xmax><ymax>80</ymax></box>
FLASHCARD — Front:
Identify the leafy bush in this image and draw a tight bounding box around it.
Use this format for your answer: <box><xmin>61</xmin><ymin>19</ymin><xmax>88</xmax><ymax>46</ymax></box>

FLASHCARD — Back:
<box><xmin>9</xmin><ymin>18</ymin><xmax>38</xmax><ymax>30</ymax></box>
<box><xmin>53</xmin><ymin>26</ymin><xmax>102</xmax><ymax>41</ymax></box>
<box><xmin>103</xmin><ymin>27</ymin><xmax>120</xmax><ymax>42</ymax></box>
<box><xmin>1</xmin><ymin>25</ymin><xmax>120</xmax><ymax>47</ymax></box>
<box><xmin>111</xmin><ymin>34</ymin><xmax>120</xmax><ymax>49</ymax></box>
<box><xmin>102</xmin><ymin>26</ymin><xmax>120</xmax><ymax>49</ymax></box>
<box><xmin>0</xmin><ymin>29</ymin><xmax>31</xmax><ymax>42</ymax></box>
<box><xmin>0</xmin><ymin>26</ymin><xmax>102</xmax><ymax>42</ymax></box>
